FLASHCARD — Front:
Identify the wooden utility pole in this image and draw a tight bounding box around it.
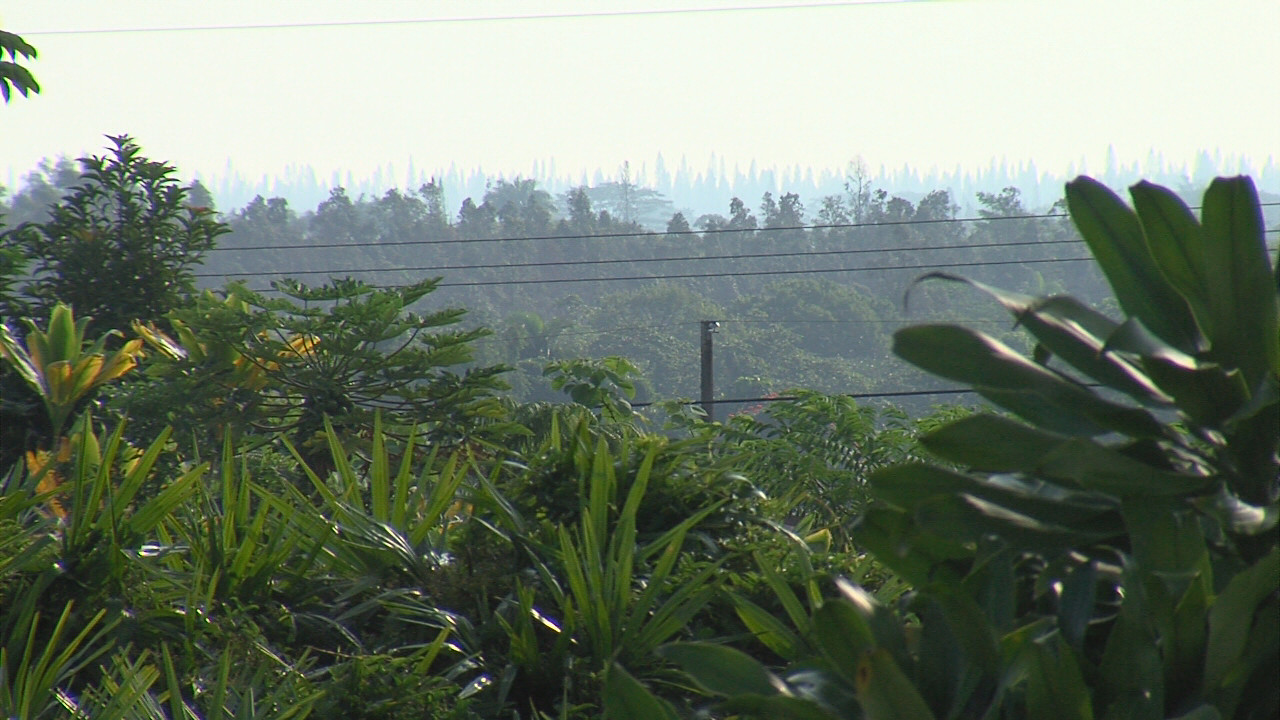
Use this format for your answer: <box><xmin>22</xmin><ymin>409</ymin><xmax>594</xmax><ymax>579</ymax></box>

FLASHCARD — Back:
<box><xmin>700</xmin><ymin>320</ymin><xmax>719</xmax><ymax>421</ymax></box>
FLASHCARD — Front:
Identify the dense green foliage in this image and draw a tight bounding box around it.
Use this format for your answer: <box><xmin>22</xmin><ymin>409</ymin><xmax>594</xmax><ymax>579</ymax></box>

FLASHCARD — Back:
<box><xmin>2</xmin><ymin>136</ymin><xmax>226</xmax><ymax>335</ymax></box>
<box><xmin>2</xmin><ymin>135</ymin><xmax>1274</xmax><ymax>718</ymax></box>
<box><xmin>666</xmin><ymin>178</ymin><xmax>1278</xmax><ymax>719</ymax></box>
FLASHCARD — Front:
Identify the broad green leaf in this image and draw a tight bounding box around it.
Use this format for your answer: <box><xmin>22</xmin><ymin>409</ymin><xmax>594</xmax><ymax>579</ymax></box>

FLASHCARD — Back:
<box><xmin>24</xmin><ymin>318</ymin><xmax>50</xmax><ymax>371</ymax></box>
<box><xmin>1121</xmin><ymin>500</ymin><xmax>1209</xmax><ymax>577</ymax></box>
<box><xmin>833</xmin><ymin>578</ymin><xmax>913</xmax><ymax>676</ymax></box>
<box><xmin>0</xmin><ymin>323</ymin><xmax>41</xmax><ymax>388</ymax></box>
<box><xmin>1166</xmin><ymin>566</ymin><xmax>1210</xmax><ymax>702</ymax></box>
<box><xmin>913</xmin><ymin>272</ymin><xmax>1165</xmax><ymax>404</ymax></box>
<box><xmin>1131</xmin><ymin>180</ymin><xmax>1211</xmax><ymax>310</ymax></box>
<box><xmin>1066</xmin><ymin>176</ymin><xmax>1201</xmax><ymax>351</ymax></box>
<box><xmin>1197</xmin><ymin>176</ymin><xmax>1278</xmax><ymax>383</ymax></box>
<box><xmin>1127</xmin><ymin>182</ymin><xmax>1257</xmax><ymax>411</ymax></box>
<box><xmin>731</xmin><ymin>593</ymin><xmax>803</xmax><ymax>659</ymax></box>
<box><xmin>893</xmin><ymin>324</ymin><xmax>1164</xmax><ymax>438</ymax></box>
<box><xmin>48</xmin><ymin>303</ymin><xmax>79</xmax><ymax>363</ymax></box>
<box><xmin>915</xmin><ymin>494</ymin><xmax>1113</xmax><ymax>555</ymax></box>
<box><xmin>812</xmin><ymin>599</ymin><xmax>877</xmax><ymax>681</ymax></box>
<box><xmin>851</xmin><ymin>506</ymin><xmax>972</xmax><ymax>588</ymax></box>
<box><xmin>1104</xmin><ymin>315</ymin><xmax>1253</xmax><ymax>427</ymax></box>
<box><xmin>66</xmin><ymin>354</ymin><xmax>105</xmax><ymax>402</ymax></box>
<box><xmin>854</xmin><ymin>648</ymin><xmax>937</xmax><ymax>720</ymax></box>
<box><xmin>323</xmin><ymin>416</ymin><xmax>358</xmax><ymax>498</ymax></box>
<box><xmin>911</xmin><ymin>596</ymin><xmax>964</xmax><ymax>717</ymax></box>
<box><xmin>1016</xmin><ymin>296</ymin><xmax>1165</xmax><ymax>403</ymax></box>
<box><xmin>1204</xmin><ymin>548</ymin><xmax>1279</xmax><ymax>691</ymax></box>
<box><xmin>45</xmin><ymin>360</ymin><xmax>73</xmax><ymax>405</ymax></box>
<box><xmin>754</xmin><ymin>552</ymin><xmax>811</xmax><ymax>633</ymax></box>
<box><xmin>870</xmin><ymin>463</ymin><xmax>1122</xmax><ymax>530</ymax></box>
<box><xmin>910</xmin><ymin>590</ymin><xmax>999</xmax><ymax>718</ymax></box>
<box><xmin>1141</xmin><ymin>355</ymin><xmax>1249</xmax><ymax>428</ymax></box>
<box><xmin>1222</xmin><ymin>386</ymin><xmax>1280</xmax><ymax>507</ymax></box>
<box><xmin>1057</xmin><ymin>561</ymin><xmax>1096</xmax><ymax>653</ymax></box>
<box><xmin>920</xmin><ymin>586</ymin><xmax>1001</xmax><ymax>672</ymax></box>
<box><xmin>1025</xmin><ymin>636</ymin><xmax>1094</xmax><ymax>720</ymax></box>
<box><xmin>588</xmin><ymin>435</ymin><xmax>614</xmax><ymax>548</ymax></box>
<box><xmin>1099</xmin><ymin>559</ymin><xmax>1165</xmax><ymax>720</ymax></box>
<box><xmin>922</xmin><ymin>415</ymin><xmax>1213</xmax><ymax>497</ymax></box>
<box><xmin>658</xmin><ymin>642</ymin><xmax>785</xmax><ymax>697</ymax></box>
<box><xmin>962</xmin><ymin>548</ymin><xmax>1016</xmax><ymax>633</ymax></box>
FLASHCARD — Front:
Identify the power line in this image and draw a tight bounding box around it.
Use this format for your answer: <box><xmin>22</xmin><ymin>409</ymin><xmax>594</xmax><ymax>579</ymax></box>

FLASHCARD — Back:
<box><xmin>471</xmin><ymin>322</ymin><xmax>686</xmax><ymax>347</ymax></box>
<box><xmin>407</xmin><ymin>255</ymin><xmax>1096</xmax><ymax>289</ymax></box>
<box><xmin>196</xmin><ymin>236</ymin><xmax>1082</xmax><ymax>280</ymax></box>
<box><xmin>236</xmin><ymin>254</ymin><xmax>1094</xmax><ymax>293</ymax></box>
<box><xmin>472</xmin><ymin>317</ymin><xmax>1015</xmax><ymax>347</ymax></box>
<box><xmin>718</xmin><ymin>318</ymin><xmax>1009</xmax><ymax>324</ymax></box>
<box><xmin>207</xmin><ymin>209</ymin><xmax>1076</xmax><ymax>253</ymax></box>
<box><xmin>634</xmin><ymin>378</ymin><xmax>1115</xmax><ymax>409</ymax></box>
<box><xmin>19</xmin><ymin>2</ymin><xmax>922</xmax><ymax>37</ymax></box>
<box><xmin>204</xmin><ymin>202</ymin><xmax>1280</xmax><ymax>255</ymax></box>
<box><xmin>235</xmin><ymin>241</ymin><xmax>1279</xmax><ymax>292</ymax></box>
<box><xmin>239</xmin><ymin>254</ymin><xmax>1092</xmax><ymax>294</ymax></box>
<box><xmin>630</xmin><ymin>386</ymin><xmax>979</xmax><ymax>409</ymax></box>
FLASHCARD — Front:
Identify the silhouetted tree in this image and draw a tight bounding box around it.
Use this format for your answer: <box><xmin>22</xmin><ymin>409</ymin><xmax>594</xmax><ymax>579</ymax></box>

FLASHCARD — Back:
<box><xmin>727</xmin><ymin>197</ymin><xmax>758</xmax><ymax>231</ymax></box>
<box><xmin>665</xmin><ymin>212</ymin><xmax>691</xmax><ymax>235</ymax></box>
<box><xmin>4</xmin><ymin>135</ymin><xmax>227</xmax><ymax>336</ymax></box>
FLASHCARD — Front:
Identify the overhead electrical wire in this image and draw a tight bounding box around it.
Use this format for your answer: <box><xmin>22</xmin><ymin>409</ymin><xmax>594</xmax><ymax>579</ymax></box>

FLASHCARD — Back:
<box><xmin>190</xmin><ymin>199</ymin><xmax>1276</xmax><ymax>292</ymax></box>
<box><xmin>239</xmin><ymin>254</ymin><xmax>1094</xmax><ymax>293</ymax></box>
<box><xmin>195</xmin><ymin>236</ymin><xmax>1082</xmax><ymax>280</ymax></box>
<box><xmin>630</xmin><ymin>386</ymin><xmax>980</xmax><ymax>409</ymax></box>
<box><xmin>636</xmin><ymin>376</ymin><xmax>1117</xmax><ymax>409</ymax></box>
<box><xmin>19</xmin><ymin>2</ymin><xmax>926</xmax><ymax>37</ymax></box>
<box><xmin>223</xmin><ymin>244</ymin><xmax>1277</xmax><ymax>289</ymax></box>
<box><xmin>435</xmin><ymin>255</ymin><xmax>1094</xmax><ymax>288</ymax></box>
<box><xmin>199</xmin><ymin>206</ymin><xmax>1269</xmax><ymax>289</ymax></box>
<box><xmin>201</xmin><ymin>203</ymin><xmax>1279</xmax><ymax>265</ymax></box>
<box><xmin>207</xmin><ymin>209</ymin><xmax>1077</xmax><ymax>253</ymax></box>
<box><xmin>472</xmin><ymin>316</ymin><xmax>1012</xmax><ymax>347</ymax></box>
<box><xmin>202</xmin><ymin>209</ymin><xmax>1087</xmax><ymax>287</ymax></box>
<box><xmin>717</xmin><ymin>317</ymin><xmax>1010</xmax><ymax>324</ymax></box>
<box><xmin>470</xmin><ymin>322</ymin><xmax>680</xmax><ymax>347</ymax></box>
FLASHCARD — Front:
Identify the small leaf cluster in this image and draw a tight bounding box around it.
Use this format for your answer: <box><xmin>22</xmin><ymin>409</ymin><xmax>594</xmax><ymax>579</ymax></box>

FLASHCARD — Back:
<box><xmin>0</xmin><ymin>30</ymin><xmax>39</xmax><ymax>102</ymax></box>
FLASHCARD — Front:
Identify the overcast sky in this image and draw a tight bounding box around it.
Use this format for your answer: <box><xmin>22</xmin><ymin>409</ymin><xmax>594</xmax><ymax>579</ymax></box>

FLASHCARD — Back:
<box><xmin>3</xmin><ymin>0</ymin><xmax>1278</xmax><ymax>190</ymax></box>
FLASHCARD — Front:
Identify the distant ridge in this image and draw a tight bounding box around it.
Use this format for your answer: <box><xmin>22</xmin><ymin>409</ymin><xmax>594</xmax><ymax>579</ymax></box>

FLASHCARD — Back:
<box><xmin>193</xmin><ymin>150</ymin><xmax>1279</xmax><ymax>226</ymax></box>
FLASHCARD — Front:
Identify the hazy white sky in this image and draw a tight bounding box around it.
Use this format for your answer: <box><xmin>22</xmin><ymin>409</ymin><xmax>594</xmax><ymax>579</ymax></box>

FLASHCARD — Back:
<box><xmin>3</xmin><ymin>0</ymin><xmax>1278</xmax><ymax>189</ymax></box>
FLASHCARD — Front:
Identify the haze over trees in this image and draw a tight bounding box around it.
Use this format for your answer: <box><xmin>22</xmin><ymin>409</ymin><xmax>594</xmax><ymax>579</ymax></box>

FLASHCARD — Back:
<box><xmin>0</xmin><ymin>117</ymin><xmax>1276</xmax><ymax>715</ymax></box>
<box><xmin>7</xmin><ymin>138</ymin><xmax>1277</xmax><ymax>414</ymax></box>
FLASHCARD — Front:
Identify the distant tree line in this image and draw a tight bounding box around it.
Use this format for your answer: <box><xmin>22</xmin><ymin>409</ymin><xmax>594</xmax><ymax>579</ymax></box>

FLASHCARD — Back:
<box><xmin>2</xmin><ymin>140</ymin><xmax>1112</xmax><ymax>410</ymax></box>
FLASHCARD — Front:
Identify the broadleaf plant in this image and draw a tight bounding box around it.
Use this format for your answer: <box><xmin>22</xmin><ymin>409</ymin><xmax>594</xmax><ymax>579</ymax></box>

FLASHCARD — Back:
<box><xmin>668</xmin><ymin>176</ymin><xmax>1278</xmax><ymax>719</ymax></box>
